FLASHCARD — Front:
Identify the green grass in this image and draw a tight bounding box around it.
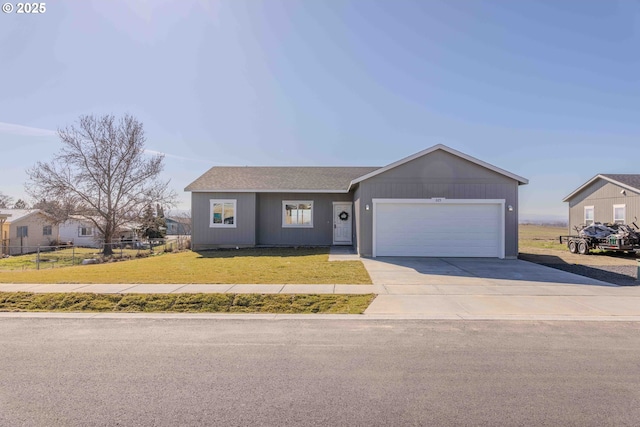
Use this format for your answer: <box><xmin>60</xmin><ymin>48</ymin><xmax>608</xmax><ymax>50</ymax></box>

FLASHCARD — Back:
<box><xmin>0</xmin><ymin>247</ymin><xmax>372</xmax><ymax>285</ymax></box>
<box><xmin>0</xmin><ymin>292</ymin><xmax>375</xmax><ymax>314</ymax></box>
<box><xmin>519</xmin><ymin>224</ymin><xmax>567</xmax><ymax>251</ymax></box>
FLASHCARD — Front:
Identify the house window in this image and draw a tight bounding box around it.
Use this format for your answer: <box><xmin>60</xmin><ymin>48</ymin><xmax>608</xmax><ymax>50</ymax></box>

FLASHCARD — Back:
<box><xmin>17</xmin><ymin>226</ymin><xmax>28</xmax><ymax>238</ymax></box>
<box><xmin>79</xmin><ymin>227</ymin><xmax>93</xmax><ymax>237</ymax></box>
<box><xmin>283</xmin><ymin>201</ymin><xmax>313</xmax><ymax>228</ymax></box>
<box><xmin>210</xmin><ymin>200</ymin><xmax>236</xmax><ymax>228</ymax></box>
<box><xmin>584</xmin><ymin>206</ymin><xmax>594</xmax><ymax>226</ymax></box>
<box><xmin>613</xmin><ymin>204</ymin><xmax>625</xmax><ymax>224</ymax></box>
<box><xmin>43</xmin><ymin>225</ymin><xmax>52</xmax><ymax>236</ymax></box>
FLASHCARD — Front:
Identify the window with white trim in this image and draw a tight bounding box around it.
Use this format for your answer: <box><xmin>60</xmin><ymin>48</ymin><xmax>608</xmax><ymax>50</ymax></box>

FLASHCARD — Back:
<box><xmin>43</xmin><ymin>225</ymin><xmax>52</xmax><ymax>236</ymax></box>
<box><xmin>79</xmin><ymin>227</ymin><xmax>93</xmax><ymax>237</ymax></box>
<box><xmin>584</xmin><ymin>206</ymin><xmax>594</xmax><ymax>226</ymax></box>
<box><xmin>210</xmin><ymin>200</ymin><xmax>236</xmax><ymax>228</ymax></box>
<box><xmin>613</xmin><ymin>204</ymin><xmax>625</xmax><ymax>224</ymax></box>
<box><xmin>283</xmin><ymin>201</ymin><xmax>313</xmax><ymax>228</ymax></box>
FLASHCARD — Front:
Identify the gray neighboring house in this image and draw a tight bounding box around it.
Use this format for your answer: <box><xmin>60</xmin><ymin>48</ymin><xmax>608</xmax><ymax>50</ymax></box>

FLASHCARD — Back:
<box><xmin>563</xmin><ymin>174</ymin><xmax>640</xmax><ymax>232</ymax></box>
<box><xmin>185</xmin><ymin>144</ymin><xmax>528</xmax><ymax>259</ymax></box>
<box><xmin>165</xmin><ymin>217</ymin><xmax>191</xmax><ymax>235</ymax></box>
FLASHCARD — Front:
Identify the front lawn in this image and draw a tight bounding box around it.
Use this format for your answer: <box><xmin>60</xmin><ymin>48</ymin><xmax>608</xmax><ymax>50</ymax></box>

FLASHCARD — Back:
<box><xmin>0</xmin><ymin>248</ymin><xmax>372</xmax><ymax>284</ymax></box>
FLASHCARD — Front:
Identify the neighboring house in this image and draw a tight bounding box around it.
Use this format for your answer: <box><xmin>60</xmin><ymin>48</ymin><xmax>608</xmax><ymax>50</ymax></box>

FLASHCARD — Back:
<box><xmin>60</xmin><ymin>217</ymin><xmax>146</xmax><ymax>248</ymax></box>
<box><xmin>0</xmin><ymin>209</ymin><xmax>59</xmax><ymax>255</ymax></box>
<box><xmin>165</xmin><ymin>217</ymin><xmax>191</xmax><ymax>235</ymax></box>
<box><xmin>59</xmin><ymin>216</ymin><xmax>101</xmax><ymax>248</ymax></box>
<box><xmin>185</xmin><ymin>144</ymin><xmax>528</xmax><ymax>259</ymax></box>
<box><xmin>118</xmin><ymin>221</ymin><xmax>142</xmax><ymax>241</ymax></box>
<box><xmin>563</xmin><ymin>174</ymin><xmax>640</xmax><ymax>232</ymax></box>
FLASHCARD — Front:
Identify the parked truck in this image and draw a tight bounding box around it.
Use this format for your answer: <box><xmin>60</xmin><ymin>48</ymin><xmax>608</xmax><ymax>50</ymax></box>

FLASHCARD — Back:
<box><xmin>559</xmin><ymin>221</ymin><xmax>640</xmax><ymax>255</ymax></box>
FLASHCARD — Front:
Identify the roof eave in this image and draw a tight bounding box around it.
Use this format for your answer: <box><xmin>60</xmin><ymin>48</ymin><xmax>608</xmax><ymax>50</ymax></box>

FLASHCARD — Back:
<box><xmin>563</xmin><ymin>174</ymin><xmax>640</xmax><ymax>202</ymax></box>
<box><xmin>187</xmin><ymin>189</ymin><xmax>350</xmax><ymax>194</ymax></box>
<box><xmin>1</xmin><ymin>210</ymin><xmax>47</xmax><ymax>223</ymax></box>
<box><xmin>349</xmin><ymin>144</ymin><xmax>529</xmax><ymax>187</ymax></box>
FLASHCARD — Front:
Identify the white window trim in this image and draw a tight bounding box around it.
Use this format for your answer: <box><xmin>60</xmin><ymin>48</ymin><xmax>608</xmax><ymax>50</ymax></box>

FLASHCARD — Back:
<box><xmin>282</xmin><ymin>200</ymin><xmax>314</xmax><ymax>228</ymax></box>
<box><xmin>584</xmin><ymin>206</ymin><xmax>594</xmax><ymax>226</ymax></box>
<box><xmin>613</xmin><ymin>204</ymin><xmax>625</xmax><ymax>224</ymax></box>
<box><xmin>210</xmin><ymin>199</ymin><xmax>237</xmax><ymax>228</ymax></box>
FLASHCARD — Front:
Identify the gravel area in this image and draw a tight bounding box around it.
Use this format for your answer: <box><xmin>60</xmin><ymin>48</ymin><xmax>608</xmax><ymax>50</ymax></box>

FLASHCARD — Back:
<box><xmin>538</xmin><ymin>263</ymin><xmax>639</xmax><ymax>287</ymax></box>
<box><xmin>519</xmin><ymin>250</ymin><xmax>640</xmax><ymax>286</ymax></box>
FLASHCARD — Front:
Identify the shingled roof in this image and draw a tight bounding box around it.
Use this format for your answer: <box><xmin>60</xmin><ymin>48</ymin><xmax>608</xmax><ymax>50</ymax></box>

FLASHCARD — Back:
<box><xmin>563</xmin><ymin>174</ymin><xmax>640</xmax><ymax>201</ymax></box>
<box><xmin>600</xmin><ymin>174</ymin><xmax>640</xmax><ymax>191</ymax></box>
<box><xmin>184</xmin><ymin>166</ymin><xmax>380</xmax><ymax>193</ymax></box>
<box><xmin>0</xmin><ymin>209</ymin><xmax>42</xmax><ymax>222</ymax></box>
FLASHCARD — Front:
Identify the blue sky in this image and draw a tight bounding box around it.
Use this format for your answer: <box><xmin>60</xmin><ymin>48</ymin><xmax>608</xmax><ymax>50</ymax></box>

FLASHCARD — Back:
<box><xmin>1</xmin><ymin>0</ymin><xmax>638</xmax><ymax>220</ymax></box>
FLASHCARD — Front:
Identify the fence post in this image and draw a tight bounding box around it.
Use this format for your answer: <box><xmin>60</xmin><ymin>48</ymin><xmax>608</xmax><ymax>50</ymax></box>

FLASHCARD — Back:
<box><xmin>36</xmin><ymin>245</ymin><xmax>40</xmax><ymax>270</ymax></box>
<box><xmin>73</xmin><ymin>245</ymin><xmax>75</xmax><ymax>266</ymax></box>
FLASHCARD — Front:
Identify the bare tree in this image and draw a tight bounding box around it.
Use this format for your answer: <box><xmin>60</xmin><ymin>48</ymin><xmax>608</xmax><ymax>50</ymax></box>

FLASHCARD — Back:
<box><xmin>32</xmin><ymin>198</ymin><xmax>75</xmax><ymax>225</ymax></box>
<box><xmin>0</xmin><ymin>192</ymin><xmax>13</xmax><ymax>209</ymax></box>
<box><xmin>26</xmin><ymin>114</ymin><xmax>176</xmax><ymax>255</ymax></box>
<box><xmin>13</xmin><ymin>199</ymin><xmax>28</xmax><ymax>209</ymax></box>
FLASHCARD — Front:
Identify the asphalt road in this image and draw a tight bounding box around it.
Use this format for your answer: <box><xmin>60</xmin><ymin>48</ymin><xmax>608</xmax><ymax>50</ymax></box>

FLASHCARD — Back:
<box><xmin>1</xmin><ymin>318</ymin><xmax>640</xmax><ymax>426</ymax></box>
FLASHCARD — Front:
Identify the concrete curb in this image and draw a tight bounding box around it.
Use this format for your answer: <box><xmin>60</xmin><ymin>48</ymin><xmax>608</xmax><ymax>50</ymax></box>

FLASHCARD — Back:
<box><xmin>1</xmin><ymin>312</ymin><xmax>640</xmax><ymax>321</ymax></box>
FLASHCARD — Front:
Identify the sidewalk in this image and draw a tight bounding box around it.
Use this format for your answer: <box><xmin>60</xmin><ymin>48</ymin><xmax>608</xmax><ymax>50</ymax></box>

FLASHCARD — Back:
<box><xmin>2</xmin><ymin>281</ymin><xmax>640</xmax><ymax>320</ymax></box>
<box><xmin>0</xmin><ymin>283</ymin><xmax>378</xmax><ymax>295</ymax></box>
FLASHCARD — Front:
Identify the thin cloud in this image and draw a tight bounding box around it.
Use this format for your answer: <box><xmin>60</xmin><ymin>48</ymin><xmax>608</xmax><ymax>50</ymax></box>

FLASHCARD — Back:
<box><xmin>0</xmin><ymin>122</ymin><xmax>57</xmax><ymax>137</ymax></box>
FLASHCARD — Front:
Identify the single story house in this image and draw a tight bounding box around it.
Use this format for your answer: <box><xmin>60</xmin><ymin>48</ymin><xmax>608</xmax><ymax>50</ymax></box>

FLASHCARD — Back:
<box><xmin>0</xmin><ymin>209</ymin><xmax>59</xmax><ymax>255</ymax></box>
<box><xmin>563</xmin><ymin>174</ymin><xmax>640</xmax><ymax>232</ymax></box>
<box><xmin>165</xmin><ymin>217</ymin><xmax>191</xmax><ymax>235</ymax></box>
<box><xmin>58</xmin><ymin>216</ymin><xmax>101</xmax><ymax>248</ymax></box>
<box><xmin>185</xmin><ymin>144</ymin><xmax>528</xmax><ymax>258</ymax></box>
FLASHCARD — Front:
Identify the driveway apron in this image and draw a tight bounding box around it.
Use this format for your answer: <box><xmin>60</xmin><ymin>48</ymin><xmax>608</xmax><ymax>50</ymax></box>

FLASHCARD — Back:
<box><xmin>362</xmin><ymin>257</ymin><xmax>640</xmax><ymax>318</ymax></box>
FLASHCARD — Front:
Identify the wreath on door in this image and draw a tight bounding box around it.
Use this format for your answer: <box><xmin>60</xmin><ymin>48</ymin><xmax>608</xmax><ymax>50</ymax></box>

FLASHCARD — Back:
<box><xmin>338</xmin><ymin>211</ymin><xmax>349</xmax><ymax>221</ymax></box>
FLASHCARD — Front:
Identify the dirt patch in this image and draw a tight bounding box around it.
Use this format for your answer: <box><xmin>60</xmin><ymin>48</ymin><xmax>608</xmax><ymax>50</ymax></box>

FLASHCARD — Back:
<box><xmin>520</xmin><ymin>247</ymin><xmax>638</xmax><ymax>266</ymax></box>
<box><xmin>519</xmin><ymin>247</ymin><xmax>639</xmax><ymax>286</ymax></box>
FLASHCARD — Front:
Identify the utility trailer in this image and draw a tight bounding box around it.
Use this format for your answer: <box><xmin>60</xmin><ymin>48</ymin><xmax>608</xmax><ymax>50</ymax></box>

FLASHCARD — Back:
<box><xmin>559</xmin><ymin>222</ymin><xmax>640</xmax><ymax>255</ymax></box>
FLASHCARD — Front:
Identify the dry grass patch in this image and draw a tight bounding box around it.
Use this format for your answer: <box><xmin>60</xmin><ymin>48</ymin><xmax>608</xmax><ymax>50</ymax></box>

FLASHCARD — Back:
<box><xmin>0</xmin><ymin>248</ymin><xmax>372</xmax><ymax>285</ymax></box>
<box><xmin>0</xmin><ymin>292</ymin><xmax>375</xmax><ymax>314</ymax></box>
<box><xmin>519</xmin><ymin>224</ymin><xmax>567</xmax><ymax>251</ymax></box>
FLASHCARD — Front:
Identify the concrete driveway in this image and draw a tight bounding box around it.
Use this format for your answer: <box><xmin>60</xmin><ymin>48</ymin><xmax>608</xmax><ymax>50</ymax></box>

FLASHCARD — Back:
<box><xmin>363</xmin><ymin>257</ymin><xmax>640</xmax><ymax>318</ymax></box>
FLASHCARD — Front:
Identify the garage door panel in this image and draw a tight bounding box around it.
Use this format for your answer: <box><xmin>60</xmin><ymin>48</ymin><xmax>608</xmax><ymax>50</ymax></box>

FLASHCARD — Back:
<box><xmin>374</xmin><ymin>202</ymin><xmax>502</xmax><ymax>258</ymax></box>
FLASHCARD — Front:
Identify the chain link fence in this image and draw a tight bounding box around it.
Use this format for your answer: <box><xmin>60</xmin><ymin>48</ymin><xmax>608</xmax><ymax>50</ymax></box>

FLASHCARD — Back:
<box><xmin>0</xmin><ymin>236</ymin><xmax>191</xmax><ymax>271</ymax></box>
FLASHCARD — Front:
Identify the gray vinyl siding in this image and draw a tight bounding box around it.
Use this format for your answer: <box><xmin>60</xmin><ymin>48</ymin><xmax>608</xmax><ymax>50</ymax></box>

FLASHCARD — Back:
<box><xmin>356</xmin><ymin>150</ymin><xmax>520</xmax><ymax>258</ymax></box>
<box><xmin>353</xmin><ymin>186</ymin><xmax>361</xmax><ymax>254</ymax></box>
<box><xmin>191</xmin><ymin>192</ymin><xmax>256</xmax><ymax>250</ymax></box>
<box><xmin>567</xmin><ymin>180</ymin><xmax>640</xmax><ymax>232</ymax></box>
<box><xmin>256</xmin><ymin>193</ymin><xmax>352</xmax><ymax>246</ymax></box>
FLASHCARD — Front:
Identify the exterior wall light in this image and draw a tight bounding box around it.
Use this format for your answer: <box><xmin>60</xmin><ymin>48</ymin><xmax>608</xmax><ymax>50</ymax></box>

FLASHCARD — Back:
<box><xmin>507</xmin><ymin>205</ymin><xmax>514</xmax><ymax>212</ymax></box>
<box><xmin>365</xmin><ymin>204</ymin><xmax>370</xmax><ymax>211</ymax></box>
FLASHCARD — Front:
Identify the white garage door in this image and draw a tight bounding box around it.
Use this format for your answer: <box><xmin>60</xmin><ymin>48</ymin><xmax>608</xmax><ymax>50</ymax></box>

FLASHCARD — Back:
<box><xmin>373</xmin><ymin>199</ymin><xmax>504</xmax><ymax>258</ymax></box>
